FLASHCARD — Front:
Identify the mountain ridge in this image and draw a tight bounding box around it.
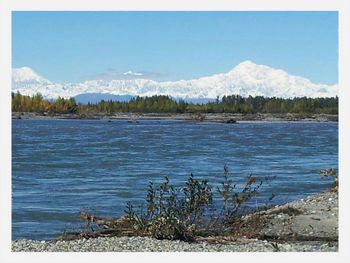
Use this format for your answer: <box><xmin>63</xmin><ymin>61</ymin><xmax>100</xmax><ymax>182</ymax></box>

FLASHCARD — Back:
<box><xmin>12</xmin><ymin>61</ymin><xmax>338</xmax><ymax>100</ymax></box>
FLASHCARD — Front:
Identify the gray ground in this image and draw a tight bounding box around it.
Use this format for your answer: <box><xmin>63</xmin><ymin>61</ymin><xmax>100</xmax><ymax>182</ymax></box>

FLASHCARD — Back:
<box><xmin>12</xmin><ymin>112</ymin><xmax>338</xmax><ymax>122</ymax></box>
<box><xmin>238</xmin><ymin>190</ymin><xmax>338</xmax><ymax>241</ymax></box>
<box><xmin>12</xmin><ymin>190</ymin><xmax>338</xmax><ymax>252</ymax></box>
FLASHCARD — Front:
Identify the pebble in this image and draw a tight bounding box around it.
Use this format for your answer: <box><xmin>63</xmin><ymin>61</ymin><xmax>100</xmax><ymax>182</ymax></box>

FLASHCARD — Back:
<box><xmin>11</xmin><ymin>236</ymin><xmax>338</xmax><ymax>252</ymax></box>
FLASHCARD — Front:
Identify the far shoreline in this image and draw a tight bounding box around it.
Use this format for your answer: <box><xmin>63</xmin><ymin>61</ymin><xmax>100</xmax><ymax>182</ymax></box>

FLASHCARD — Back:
<box><xmin>12</xmin><ymin>112</ymin><xmax>338</xmax><ymax>123</ymax></box>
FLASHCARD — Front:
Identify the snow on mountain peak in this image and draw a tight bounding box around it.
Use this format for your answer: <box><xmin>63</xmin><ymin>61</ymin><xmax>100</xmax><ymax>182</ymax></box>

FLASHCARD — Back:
<box><xmin>11</xmin><ymin>61</ymin><xmax>338</xmax><ymax>100</ymax></box>
<box><xmin>229</xmin><ymin>60</ymin><xmax>273</xmax><ymax>75</ymax></box>
<box><xmin>12</xmin><ymin>67</ymin><xmax>50</xmax><ymax>84</ymax></box>
<box><xmin>233</xmin><ymin>60</ymin><xmax>258</xmax><ymax>69</ymax></box>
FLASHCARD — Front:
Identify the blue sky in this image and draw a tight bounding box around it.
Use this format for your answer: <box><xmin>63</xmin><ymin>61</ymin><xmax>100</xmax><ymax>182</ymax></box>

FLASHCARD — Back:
<box><xmin>12</xmin><ymin>11</ymin><xmax>338</xmax><ymax>84</ymax></box>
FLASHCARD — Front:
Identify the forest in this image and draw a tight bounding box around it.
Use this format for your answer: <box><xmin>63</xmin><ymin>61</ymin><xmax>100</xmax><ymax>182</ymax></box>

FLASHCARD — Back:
<box><xmin>11</xmin><ymin>91</ymin><xmax>338</xmax><ymax>115</ymax></box>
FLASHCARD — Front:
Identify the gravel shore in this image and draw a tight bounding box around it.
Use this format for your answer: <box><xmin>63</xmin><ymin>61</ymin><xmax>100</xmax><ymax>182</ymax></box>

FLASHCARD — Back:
<box><xmin>12</xmin><ymin>190</ymin><xmax>338</xmax><ymax>252</ymax></box>
<box><xmin>11</xmin><ymin>236</ymin><xmax>337</xmax><ymax>252</ymax></box>
<box><xmin>12</xmin><ymin>112</ymin><xmax>338</xmax><ymax>122</ymax></box>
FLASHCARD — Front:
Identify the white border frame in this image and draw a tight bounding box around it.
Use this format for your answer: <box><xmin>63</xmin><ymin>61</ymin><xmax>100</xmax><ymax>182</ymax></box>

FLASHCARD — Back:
<box><xmin>1</xmin><ymin>1</ymin><xmax>349</xmax><ymax>262</ymax></box>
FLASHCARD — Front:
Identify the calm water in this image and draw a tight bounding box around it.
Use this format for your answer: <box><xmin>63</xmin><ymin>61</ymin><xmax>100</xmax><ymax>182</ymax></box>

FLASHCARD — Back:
<box><xmin>12</xmin><ymin>119</ymin><xmax>338</xmax><ymax>240</ymax></box>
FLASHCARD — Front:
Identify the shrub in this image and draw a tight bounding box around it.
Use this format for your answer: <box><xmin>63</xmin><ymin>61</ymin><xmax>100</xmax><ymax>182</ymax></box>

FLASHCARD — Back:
<box><xmin>124</xmin><ymin>174</ymin><xmax>212</xmax><ymax>241</ymax></box>
<box><xmin>124</xmin><ymin>165</ymin><xmax>266</xmax><ymax>241</ymax></box>
<box><xmin>71</xmin><ymin>165</ymin><xmax>273</xmax><ymax>242</ymax></box>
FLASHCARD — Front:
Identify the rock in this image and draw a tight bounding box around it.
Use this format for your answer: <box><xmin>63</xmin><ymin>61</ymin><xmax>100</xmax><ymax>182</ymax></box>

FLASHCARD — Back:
<box><xmin>226</xmin><ymin>119</ymin><xmax>237</xmax><ymax>124</ymax></box>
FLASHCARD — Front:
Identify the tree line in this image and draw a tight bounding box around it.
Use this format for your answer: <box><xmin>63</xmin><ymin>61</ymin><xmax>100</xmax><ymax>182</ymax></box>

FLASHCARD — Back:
<box><xmin>12</xmin><ymin>91</ymin><xmax>338</xmax><ymax>115</ymax></box>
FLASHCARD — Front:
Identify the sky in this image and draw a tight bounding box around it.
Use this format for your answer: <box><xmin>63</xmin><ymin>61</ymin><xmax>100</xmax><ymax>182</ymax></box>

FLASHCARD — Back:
<box><xmin>12</xmin><ymin>11</ymin><xmax>338</xmax><ymax>84</ymax></box>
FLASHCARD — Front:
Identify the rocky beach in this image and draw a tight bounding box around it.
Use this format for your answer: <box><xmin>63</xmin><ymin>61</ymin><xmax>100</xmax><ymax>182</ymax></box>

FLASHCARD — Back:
<box><xmin>12</xmin><ymin>190</ymin><xmax>338</xmax><ymax>252</ymax></box>
<box><xmin>12</xmin><ymin>112</ymin><xmax>338</xmax><ymax>123</ymax></box>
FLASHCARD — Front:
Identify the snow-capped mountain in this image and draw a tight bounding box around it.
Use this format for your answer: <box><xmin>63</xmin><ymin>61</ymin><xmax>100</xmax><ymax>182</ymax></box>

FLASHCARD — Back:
<box><xmin>12</xmin><ymin>67</ymin><xmax>51</xmax><ymax>84</ymax></box>
<box><xmin>12</xmin><ymin>61</ymin><xmax>338</xmax><ymax>100</ymax></box>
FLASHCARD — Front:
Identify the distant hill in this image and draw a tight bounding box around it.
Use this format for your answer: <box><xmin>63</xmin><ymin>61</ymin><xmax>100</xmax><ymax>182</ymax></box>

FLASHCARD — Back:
<box><xmin>74</xmin><ymin>93</ymin><xmax>133</xmax><ymax>104</ymax></box>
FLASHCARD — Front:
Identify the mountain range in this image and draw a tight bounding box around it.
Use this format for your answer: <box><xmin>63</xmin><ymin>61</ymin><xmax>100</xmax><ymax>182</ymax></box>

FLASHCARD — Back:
<box><xmin>12</xmin><ymin>60</ymin><xmax>338</xmax><ymax>103</ymax></box>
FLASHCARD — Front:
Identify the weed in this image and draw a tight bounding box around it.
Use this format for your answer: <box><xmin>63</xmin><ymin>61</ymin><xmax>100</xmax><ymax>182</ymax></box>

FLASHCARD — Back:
<box><xmin>270</xmin><ymin>242</ymin><xmax>280</xmax><ymax>252</ymax></box>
